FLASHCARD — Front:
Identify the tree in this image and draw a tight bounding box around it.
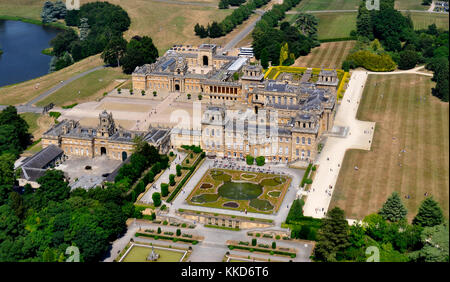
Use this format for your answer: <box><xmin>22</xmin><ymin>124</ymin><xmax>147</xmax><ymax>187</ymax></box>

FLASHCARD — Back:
<box><xmin>50</xmin><ymin>28</ymin><xmax>78</xmax><ymax>57</ymax></box>
<box><xmin>314</xmin><ymin>207</ymin><xmax>349</xmax><ymax>262</ymax></box>
<box><xmin>0</xmin><ymin>106</ymin><xmax>32</xmax><ymax>156</ymax></box>
<box><xmin>272</xmin><ymin>241</ymin><xmax>276</xmax><ymax>249</ymax></box>
<box><xmin>413</xmin><ymin>197</ymin><xmax>444</xmax><ymax>228</ymax></box>
<box><xmin>176</xmin><ymin>229</ymin><xmax>181</xmax><ymax>236</ymax></box>
<box><xmin>33</xmin><ymin>170</ymin><xmax>70</xmax><ymax>210</ymax></box>
<box><xmin>121</xmin><ymin>36</ymin><xmax>159</xmax><ymax>74</ymax></box>
<box><xmin>260</xmin><ymin>48</ymin><xmax>269</xmax><ymax>69</ymax></box>
<box><xmin>209</xmin><ymin>22</ymin><xmax>223</xmax><ymax>38</ymax></box>
<box><xmin>176</xmin><ymin>165</ymin><xmax>182</xmax><ymax>177</ymax></box>
<box><xmin>169</xmin><ymin>174</ymin><xmax>176</xmax><ymax>186</ymax></box>
<box><xmin>252</xmin><ymin>238</ymin><xmax>257</xmax><ymax>246</ymax></box>
<box><xmin>410</xmin><ymin>221</ymin><xmax>449</xmax><ymax>262</ymax></box>
<box><xmin>152</xmin><ymin>192</ymin><xmax>161</xmax><ymax>207</ymax></box>
<box><xmin>397</xmin><ymin>50</ymin><xmax>418</xmax><ymax>70</ymax></box>
<box><xmin>295</xmin><ymin>13</ymin><xmax>318</xmax><ymax>38</ymax></box>
<box><xmin>219</xmin><ymin>0</ymin><xmax>229</xmax><ymax>9</ymax></box>
<box><xmin>379</xmin><ymin>192</ymin><xmax>407</xmax><ymax>222</ymax></box>
<box><xmin>101</xmin><ymin>36</ymin><xmax>127</xmax><ymax>66</ymax></box>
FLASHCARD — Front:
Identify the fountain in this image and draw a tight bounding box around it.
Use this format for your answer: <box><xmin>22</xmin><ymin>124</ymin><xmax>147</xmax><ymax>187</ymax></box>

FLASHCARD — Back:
<box><xmin>146</xmin><ymin>246</ymin><xmax>160</xmax><ymax>261</ymax></box>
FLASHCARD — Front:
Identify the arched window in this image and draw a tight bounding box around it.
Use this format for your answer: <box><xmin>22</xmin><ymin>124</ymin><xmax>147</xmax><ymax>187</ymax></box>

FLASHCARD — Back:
<box><xmin>302</xmin><ymin>137</ymin><xmax>305</xmax><ymax>144</ymax></box>
<box><xmin>296</xmin><ymin>137</ymin><xmax>300</xmax><ymax>144</ymax></box>
<box><xmin>308</xmin><ymin>138</ymin><xmax>311</xmax><ymax>145</ymax></box>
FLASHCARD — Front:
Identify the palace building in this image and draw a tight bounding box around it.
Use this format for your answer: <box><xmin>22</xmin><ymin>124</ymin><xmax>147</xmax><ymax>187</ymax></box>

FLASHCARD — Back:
<box><xmin>132</xmin><ymin>43</ymin><xmax>340</xmax><ymax>164</ymax></box>
<box><xmin>42</xmin><ymin>111</ymin><xmax>171</xmax><ymax>161</ymax></box>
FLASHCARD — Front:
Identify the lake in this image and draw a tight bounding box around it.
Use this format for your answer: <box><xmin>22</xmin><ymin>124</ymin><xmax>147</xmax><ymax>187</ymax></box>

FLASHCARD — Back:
<box><xmin>0</xmin><ymin>20</ymin><xmax>62</xmax><ymax>87</ymax></box>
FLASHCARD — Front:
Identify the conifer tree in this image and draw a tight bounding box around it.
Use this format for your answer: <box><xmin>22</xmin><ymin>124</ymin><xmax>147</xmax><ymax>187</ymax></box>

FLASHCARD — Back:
<box><xmin>413</xmin><ymin>197</ymin><xmax>444</xmax><ymax>227</ymax></box>
<box><xmin>379</xmin><ymin>192</ymin><xmax>408</xmax><ymax>222</ymax></box>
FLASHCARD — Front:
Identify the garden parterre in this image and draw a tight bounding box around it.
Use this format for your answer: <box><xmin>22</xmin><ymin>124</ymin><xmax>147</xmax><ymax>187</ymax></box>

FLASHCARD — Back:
<box><xmin>186</xmin><ymin>168</ymin><xmax>291</xmax><ymax>214</ymax></box>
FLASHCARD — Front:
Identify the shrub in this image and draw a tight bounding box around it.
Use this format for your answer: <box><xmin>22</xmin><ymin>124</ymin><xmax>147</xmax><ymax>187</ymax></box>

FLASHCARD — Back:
<box><xmin>246</xmin><ymin>155</ymin><xmax>254</xmax><ymax>165</ymax></box>
<box><xmin>153</xmin><ymin>91</ymin><xmax>157</xmax><ymax>96</ymax></box>
<box><xmin>275</xmin><ymin>235</ymin><xmax>281</xmax><ymax>240</ymax></box>
<box><xmin>163</xmin><ymin>220</ymin><xmax>168</xmax><ymax>225</ymax></box>
<box><xmin>169</xmin><ymin>174</ymin><xmax>176</xmax><ymax>186</ymax></box>
<box><xmin>181</xmin><ymin>223</ymin><xmax>187</xmax><ymax>228</ymax></box>
<box><xmin>252</xmin><ymin>238</ymin><xmax>257</xmax><ymax>246</ymax></box>
<box><xmin>157</xmin><ymin>227</ymin><xmax>161</xmax><ymax>234</ymax></box>
<box><xmin>176</xmin><ymin>164</ymin><xmax>182</xmax><ymax>176</ymax></box>
<box><xmin>152</xmin><ymin>192</ymin><xmax>161</xmax><ymax>207</ymax></box>
<box><xmin>255</xmin><ymin>156</ymin><xmax>265</xmax><ymax>166</ymax></box>
<box><xmin>49</xmin><ymin>111</ymin><xmax>61</xmax><ymax>119</ymax></box>
<box><xmin>198</xmin><ymin>94</ymin><xmax>202</xmax><ymax>100</ymax></box>
<box><xmin>256</xmin><ymin>233</ymin><xmax>260</xmax><ymax>237</ymax></box>
<box><xmin>305</xmin><ymin>179</ymin><xmax>313</xmax><ymax>185</ymax></box>
<box><xmin>161</xmin><ymin>183</ymin><xmax>169</xmax><ymax>197</ymax></box>
<box><xmin>160</xmin><ymin>204</ymin><xmax>166</xmax><ymax>211</ymax></box>
<box><xmin>169</xmin><ymin>151</ymin><xmax>174</xmax><ymax>157</ymax></box>
<box><xmin>176</xmin><ymin>229</ymin><xmax>181</xmax><ymax>236</ymax></box>
<box><xmin>346</xmin><ymin>50</ymin><xmax>396</xmax><ymax>72</ymax></box>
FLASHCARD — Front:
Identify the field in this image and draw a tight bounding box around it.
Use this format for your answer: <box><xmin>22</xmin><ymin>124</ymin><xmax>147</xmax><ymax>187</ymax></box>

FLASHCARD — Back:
<box><xmin>315</xmin><ymin>12</ymin><xmax>357</xmax><ymax>40</ymax></box>
<box><xmin>286</xmin><ymin>12</ymin><xmax>356</xmax><ymax>40</ymax></box>
<box><xmin>20</xmin><ymin>112</ymin><xmax>54</xmax><ymax>139</ymax></box>
<box><xmin>329</xmin><ymin>74</ymin><xmax>449</xmax><ymax>220</ymax></box>
<box><xmin>121</xmin><ymin>244</ymin><xmax>186</xmax><ymax>262</ymax></box>
<box><xmin>0</xmin><ymin>54</ymin><xmax>104</xmax><ymax>105</ymax></box>
<box><xmin>0</xmin><ymin>0</ymin><xmax>44</xmax><ymax>20</ymax></box>
<box><xmin>406</xmin><ymin>12</ymin><xmax>450</xmax><ymax>30</ymax></box>
<box><xmin>187</xmin><ymin>168</ymin><xmax>291</xmax><ymax>214</ymax></box>
<box><xmin>292</xmin><ymin>0</ymin><xmax>429</xmax><ymax>11</ymax></box>
<box><xmin>36</xmin><ymin>68</ymin><xmax>130</xmax><ymax>107</ymax></box>
<box><xmin>395</xmin><ymin>0</ymin><xmax>429</xmax><ymax>10</ymax></box>
<box><xmin>293</xmin><ymin>40</ymin><xmax>356</xmax><ymax>69</ymax></box>
<box><xmin>294</xmin><ymin>0</ymin><xmax>359</xmax><ymax>11</ymax></box>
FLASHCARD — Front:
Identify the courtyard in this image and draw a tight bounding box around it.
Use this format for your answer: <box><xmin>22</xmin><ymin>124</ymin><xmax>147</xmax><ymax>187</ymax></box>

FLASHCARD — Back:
<box><xmin>55</xmin><ymin>155</ymin><xmax>122</xmax><ymax>189</ymax></box>
<box><xmin>186</xmin><ymin>168</ymin><xmax>291</xmax><ymax>214</ymax></box>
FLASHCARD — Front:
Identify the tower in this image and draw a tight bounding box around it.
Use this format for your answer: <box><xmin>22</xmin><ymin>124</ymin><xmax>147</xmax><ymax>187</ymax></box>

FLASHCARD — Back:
<box><xmin>97</xmin><ymin>110</ymin><xmax>117</xmax><ymax>138</ymax></box>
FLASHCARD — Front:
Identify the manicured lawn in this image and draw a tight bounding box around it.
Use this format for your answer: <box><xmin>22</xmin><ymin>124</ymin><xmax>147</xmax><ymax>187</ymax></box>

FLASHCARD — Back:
<box><xmin>20</xmin><ymin>113</ymin><xmax>40</xmax><ymax>134</ymax></box>
<box><xmin>395</xmin><ymin>0</ymin><xmax>430</xmax><ymax>10</ymax></box>
<box><xmin>36</xmin><ymin>68</ymin><xmax>129</xmax><ymax>107</ymax></box>
<box><xmin>0</xmin><ymin>54</ymin><xmax>104</xmax><ymax>105</ymax></box>
<box><xmin>406</xmin><ymin>12</ymin><xmax>449</xmax><ymax>30</ymax></box>
<box><xmin>329</xmin><ymin>74</ymin><xmax>449</xmax><ymax>220</ymax></box>
<box><xmin>121</xmin><ymin>245</ymin><xmax>185</xmax><ymax>262</ymax></box>
<box><xmin>314</xmin><ymin>12</ymin><xmax>357</xmax><ymax>40</ymax></box>
<box><xmin>293</xmin><ymin>40</ymin><xmax>356</xmax><ymax>69</ymax></box>
<box><xmin>294</xmin><ymin>0</ymin><xmax>360</xmax><ymax>11</ymax></box>
<box><xmin>187</xmin><ymin>168</ymin><xmax>291</xmax><ymax>214</ymax></box>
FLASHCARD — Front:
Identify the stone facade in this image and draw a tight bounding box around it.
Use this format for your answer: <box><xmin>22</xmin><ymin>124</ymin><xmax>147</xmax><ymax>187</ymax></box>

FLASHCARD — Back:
<box><xmin>42</xmin><ymin>111</ymin><xmax>171</xmax><ymax>161</ymax></box>
<box><xmin>132</xmin><ymin>43</ymin><xmax>339</xmax><ymax>164</ymax></box>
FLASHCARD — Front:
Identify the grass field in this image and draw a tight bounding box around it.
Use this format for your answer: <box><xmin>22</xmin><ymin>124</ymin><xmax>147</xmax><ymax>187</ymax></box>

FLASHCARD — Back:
<box><xmin>329</xmin><ymin>74</ymin><xmax>449</xmax><ymax>221</ymax></box>
<box><xmin>395</xmin><ymin>0</ymin><xmax>429</xmax><ymax>10</ymax></box>
<box><xmin>121</xmin><ymin>245</ymin><xmax>185</xmax><ymax>262</ymax></box>
<box><xmin>293</xmin><ymin>40</ymin><xmax>356</xmax><ymax>69</ymax></box>
<box><xmin>286</xmin><ymin>12</ymin><xmax>356</xmax><ymax>40</ymax></box>
<box><xmin>35</xmin><ymin>68</ymin><xmax>130</xmax><ymax>107</ymax></box>
<box><xmin>0</xmin><ymin>54</ymin><xmax>104</xmax><ymax>105</ymax></box>
<box><xmin>20</xmin><ymin>113</ymin><xmax>40</xmax><ymax>134</ymax></box>
<box><xmin>0</xmin><ymin>0</ymin><xmax>44</xmax><ymax>20</ymax></box>
<box><xmin>294</xmin><ymin>0</ymin><xmax>359</xmax><ymax>11</ymax></box>
<box><xmin>406</xmin><ymin>12</ymin><xmax>450</xmax><ymax>30</ymax></box>
<box><xmin>315</xmin><ymin>12</ymin><xmax>357</xmax><ymax>40</ymax></box>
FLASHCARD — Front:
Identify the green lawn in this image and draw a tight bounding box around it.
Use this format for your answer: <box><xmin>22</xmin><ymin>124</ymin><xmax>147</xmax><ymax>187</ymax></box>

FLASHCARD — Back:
<box><xmin>406</xmin><ymin>12</ymin><xmax>450</xmax><ymax>30</ymax></box>
<box><xmin>315</xmin><ymin>12</ymin><xmax>357</xmax><ymax>40</ymax></box>
<box><xmin>121</xmin><ymin>245</ymin><xmax>185</xmax><ymax>262</ymax></box>
<box><xmin>20</xmin><ymin>112</ymin><xmax>40</xmax><ymax>134</ymax></box>
<box><xmin>396</xmin><ymin>0</ymin><xmax>430</xmax><ymax>10</ymax></box>
<box><xmin>36</xmin><ymin>68</ymin><xmax>130</xmax><ymax>107</ymax></box>
<box><xmin>294</xmin><ymin>0</ymin><xmax>360</xmax><ymax>11</ymax></box>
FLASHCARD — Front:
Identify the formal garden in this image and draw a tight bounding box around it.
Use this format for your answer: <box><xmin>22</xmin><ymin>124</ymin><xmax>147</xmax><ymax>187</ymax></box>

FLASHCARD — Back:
<box><xmin>119</xmin><ymin>243</ymin><xmax>189</xmax><ymax>262</ymax></box>
<box><xmin>186</xmin><ymin>168</ymin><xmax>291</xmax><ymax>214</ymax></box>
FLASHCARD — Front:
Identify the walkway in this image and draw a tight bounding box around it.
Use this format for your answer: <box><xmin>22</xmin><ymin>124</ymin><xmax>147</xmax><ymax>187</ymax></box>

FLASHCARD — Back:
<box><xmin>139</xmin><ymin>150</ymin><xmax>187</xmax><ymax>204</ymax></box>
<box><xmin>302</xmin><ymin>71</ymin><xmax>375</xmax><ymax>218</ymax></box>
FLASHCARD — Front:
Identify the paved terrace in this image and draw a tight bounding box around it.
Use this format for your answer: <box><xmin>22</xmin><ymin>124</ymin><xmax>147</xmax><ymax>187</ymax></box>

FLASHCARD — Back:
<box><xmin>302</xmin><ymin>71</ymin><xmax>375</xmax><ymax>219</ymax></box>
